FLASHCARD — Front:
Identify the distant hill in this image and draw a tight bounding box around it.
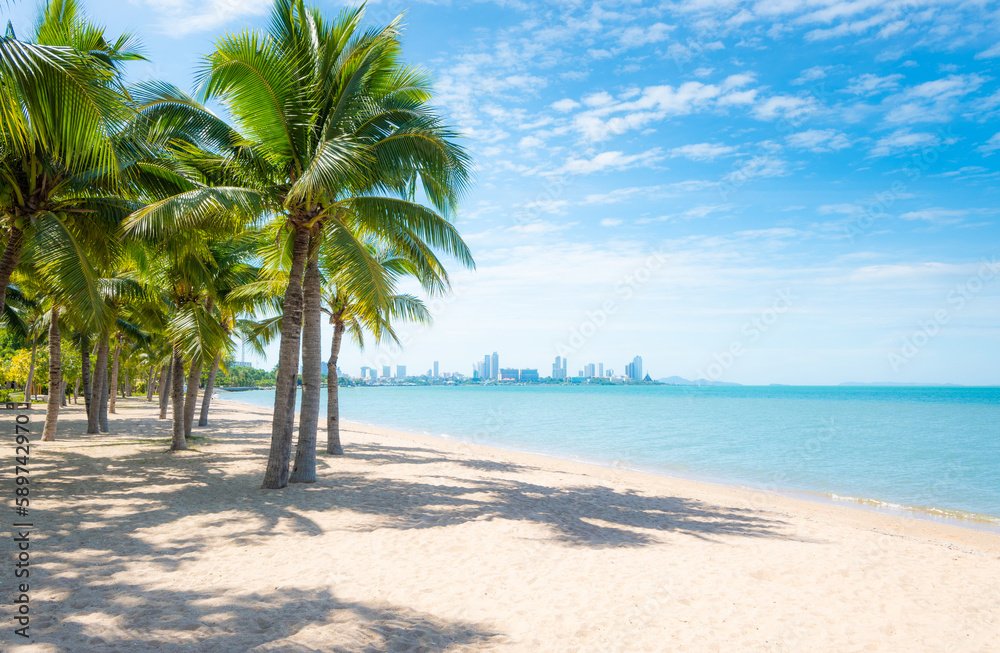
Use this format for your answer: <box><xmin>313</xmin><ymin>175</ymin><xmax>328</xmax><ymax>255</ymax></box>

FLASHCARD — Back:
<box><xmin>658</xmin><ymin>376</ymin><xmax>742</xmax><ymax>386</ymax></box>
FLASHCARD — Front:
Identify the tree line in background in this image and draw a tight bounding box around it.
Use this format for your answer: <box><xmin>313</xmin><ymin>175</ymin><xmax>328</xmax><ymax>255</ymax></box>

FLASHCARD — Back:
<box><xmin>0</xmin><ymin>0</ymin><xmax>472</xmax><ymax>488</ymax></box>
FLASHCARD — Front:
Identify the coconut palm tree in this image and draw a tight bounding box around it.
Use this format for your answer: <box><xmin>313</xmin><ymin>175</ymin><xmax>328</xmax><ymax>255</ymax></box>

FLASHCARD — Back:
<box><xmin>123</xmin><ymin>0</ymin><xmax>473</xmax><ymax>488</ymax></box>
<box><xmin>318</xmin><ymin>243</ymin><xmax>437</xmax><ymax>458</ymax></box>
<box><xmin>244</xmin><ymin>238</ymin><xmax>441</xmax><ymax>478</ymax></box>
<box><xmin>0</xmin><ymin>0</ymin><xmax>142</xmax><ymax>319</ymax></box>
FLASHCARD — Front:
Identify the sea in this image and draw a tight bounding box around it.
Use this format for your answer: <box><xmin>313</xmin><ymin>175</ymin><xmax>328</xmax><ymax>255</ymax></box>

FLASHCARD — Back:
<box><xmin>219</xmin><ymin>384</ymin><xmax>1000</xmax><ymax>528</ymax></box>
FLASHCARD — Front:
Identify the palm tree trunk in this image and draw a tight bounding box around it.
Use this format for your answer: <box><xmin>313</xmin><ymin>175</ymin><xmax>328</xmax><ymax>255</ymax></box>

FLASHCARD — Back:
<box><xmin>146</xmin><ymin>366</ymin><xmax>156</xmax><ymax>402</ymax></box>
<box><xmin>61</xmin><ymin>378</ymin><xmax>67</xmax><ymax>407</ymax></box>
<box><xmin>87</xmin><ymin>337</ymin><xmax>109</xmax><ymax>434</ymax></box>
<box><xmin>170</xmin><ymin>346</ymin><xmax>187</xmax><ymax>451</ymax></box>
<box><xmin>108</xmin><ymin>338</ymin><xmax>121</xmax><ymax>413</ymax></box>
<box><xmin>81</xmin><ymin>333</ymin><xmax>91</xmax><ymax>415</ymax></box>
<box><xmin>262</xmin><ymin>227</ymin><xmax>311</xmax><ymax>489</ymax></box>
<box><xmin>42</xmin><ymin>306</ymin><xmax>61</xmax><ymax>441</ymax></box>
<box><xmin>98</xmin><ymin>335</ymin><xmax>110</xmax><ymax>433</ymax></box>
<box><xmin>199</xmin><ymin>351</ymin><xmax>222</xmax><ymax>427</ymax></box>
<box><xmin>158</xmin><ymin>362</ymin><xmax>171</xmax><ymax>420</ymax></box>
<box><xmin>73</xmin><ymin>377</ymin><xmax>80</xmax><ymax>404</ymax></box>
<box><xmin>25</xmin><ymin>342</ymin><xmax>37</xmax><ymax>402</ymax></box>
<box><xmin>326</xmin><ymin>319</ymin><xmax>345</xmax><ymax>455</ymax></box>
<box><xmin>291</xmin><ymin>256</ymin><xmax>322</xmax><ymax>483</ymax></box>
<box><xmin>0</xmin><ymin>224</ymin><xmax>25</xmax><ymax>319</ymax></box>
<box><xmin>183</xmin><ymin>358</ymin><xmax>202</xmax><ymax>438</ymax></box>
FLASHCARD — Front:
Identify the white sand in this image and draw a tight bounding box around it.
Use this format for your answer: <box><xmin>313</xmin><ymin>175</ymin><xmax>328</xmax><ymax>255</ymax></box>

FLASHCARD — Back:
<box><xmin>8</xmin><ymin>397</ymin><xmax>1000</xmax><ymax>652</ymax></box>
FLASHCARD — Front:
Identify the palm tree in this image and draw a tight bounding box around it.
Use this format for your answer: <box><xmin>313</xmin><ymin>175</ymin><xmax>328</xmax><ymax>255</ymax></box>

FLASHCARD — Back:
<box><xmin>0</xmin><ymin>0</ymin><xmax>142</xmax><ymax>319</ymax></box>
<box><xmin>124</xmin><ymin>1</ymin><xmax>473</xmax><ymax>488</ymax></box>
<box><xmin>245</xmin><ymin>238</ymin><xmax>441</xmax><ymax>477</ymax></box>
<box><xmin>318</xmin><ymin>244</ymin><xmax>436</xmax><ymax>457</ymax></box>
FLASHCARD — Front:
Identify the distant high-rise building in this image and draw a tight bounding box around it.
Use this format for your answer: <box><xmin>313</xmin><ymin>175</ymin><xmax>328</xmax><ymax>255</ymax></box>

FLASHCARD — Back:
<box><xmin>598</xmin><ymin>363</ymin><xmax>604</xmax><ymax>377</ymax></box>
<box><xmin>519</xmin><ymin>369</ymin><xmax>539</xmax><ymax>382</ymax></box>
<box><xmin>433</xmin><ymin>361</ymin><xmax>439</xmax><ymax>378</ymax></box>
<box><xmin>491</xmin><ymin>352</ymin><xmax>499</xmax><ymax>379</ymax></box>
<box><xmin>361</xmin><ymin>366</ymin><xmax>370</xmax><ymax>379</ymax></box>
<box><xmin>500</xmin><ymin>368</ymin><xmax>519</xmax><ymax>381</ymax></box>
<box><xmin>552</xmin><ymin>355</ymin><xmax>568</xmax><ymax>379</ymax></box>
<box><xmin>369</xmin><ymin>368</ymin><xmax>378</xmax><ymax>380</ymax></box>
<box><xmin>382</xmin><ymin>365</ymin><xmax>391</xmax><ymax>378</ymax></box>
<box><xmin>483</xmin><ymin>354</ymin><xmax>492</xmax><ymax>380</ymax></box>
<box><xmin>396</xmin><ymin>365</ymin><xmax>406</xmax><ymax>379</ymax></box>
<box><xmin>625</xmin><ymin>356</ymin><xmax>643</xmax><ymax>381</ymax></box>
<box><xmin>584</xmin><ymin>363</ymin><xmax>596</xmax><ymax>378</ymax></box>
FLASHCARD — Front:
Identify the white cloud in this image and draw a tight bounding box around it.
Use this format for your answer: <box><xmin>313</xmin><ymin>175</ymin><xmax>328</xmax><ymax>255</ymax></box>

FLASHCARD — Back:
<box><xmin>143</xmin><ymin>0</ymin><xmax>271</xmax><ymax>36</ymax></box>
<box><xmin>898</xmin><ymin>208</ymin><xmax>969</xmax><ymax>224</ymax></box>
<box><xmin>669</xmin><ymin>142</ymin><xmax>738</xmax><ymax>161</ymax></box>
<box><xmin>752</xmin><ymin>95</ymin><xmax>816</xmax><ymax>121</ymax></box>
<box><xmin>507</xmin><ymin>220</ymin><xmax>573</xmax><ymax>235</ymax></box>
<box><xmin>559</xmin><ymin>148</ymin><xmax>664</xmax><ymax>175</ymax></box>
<box><xmin>792</xmin><ymin>65</ymin><xmax>833</xmax><ymax>85</ymax></box>
<box><xmin>572</xmin><ymin>81</ymin><xmax>724</xmax><ymax>141</ymax></box>
<box><xmin>724</xmin><ymin>155</ymin><xmax>789</xmax><ymax>184</ymax></box>
<box><xmin>582</xmin><ymin>186</ymin><xmax>663</xmax><ymax>205</ymax></box>
<box><xmin>636</xmin><ymin>203</ymin><xmax>734</xmax><ymax>224</ymax></box>
<box><xmin>721</xmin><ymin>72</ymin><xmax>757</xmax><ymax>90</ymax></box>
<box><xmin>844</xmin><ymin>73</ymin><xmax>903</xmax><ymax>95</ymax></box>
<box><xmin>883</xmin><ymin>74</ymin><xmax>987</xmax><ymax>124</ymax></box>
<box><xmin>869</xmin><ymin>129</ymin><xmax>940</xmax><ymax>157</ymax></box>
<box><xmin>717</xmin><ymin>89</ymin><xmax>759</xmax><ymax>107</ymax></box>
<box><xmin>978</xmin><ymin>132</ymin><xmax>1000</xmax><ymax>154</ymax></box>
<box><xmin>518</xmin><ymin>199</ymin><xmax>568</xmax><ymax>215</ymax></box>
<box><xmin>620</xmin><ymin>22</ymin><xmax>674</xmax><ymax>47</ymax></box>
<box><xmin>551</xmin><ymin>99</ymin><xmax>581</xmax><ymax>112</ymax></box>
<box><xmin>600</xmin><ymin>218</ymin><xmax>624</xmax><ymax>227</ymax></box>
<box><xmin>975</xmin><ymin>43</ymin><xmax>1000</xmax><ymax>59</ymax></box>
<box><xmin>518</xmin><ymin>136</ymin><xmax>544</xmax><ymax>151</ymax></box>
<box><xmin>583</xmin><ymin>91</ymin><xmax>616</xmax><ymax>107</ymax></box>
<box><xmin>786</xmin><ymin>129</ymin><xmax>851</xmax><ymax>152</ymax></box>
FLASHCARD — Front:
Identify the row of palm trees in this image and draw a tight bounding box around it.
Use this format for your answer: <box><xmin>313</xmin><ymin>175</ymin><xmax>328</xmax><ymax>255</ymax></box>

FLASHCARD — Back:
<box><xmin>0</xmin><ymin>0</ymin><xmax>473</xmax><ymax>488</ymax></box>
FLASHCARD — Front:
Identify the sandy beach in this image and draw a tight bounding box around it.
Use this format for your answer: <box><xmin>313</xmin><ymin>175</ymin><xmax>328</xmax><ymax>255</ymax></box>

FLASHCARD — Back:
<box><xmin>8</xmin><ymin>397</ymin><xmax>1000</xmax><ymax>652</ymax></box>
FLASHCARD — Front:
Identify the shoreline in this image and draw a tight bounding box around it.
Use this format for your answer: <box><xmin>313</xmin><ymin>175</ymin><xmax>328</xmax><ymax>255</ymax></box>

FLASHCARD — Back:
<box><xmin>321</xmin><ymin>415</ymin><xmax>1000</xmax><ymax>552</ymax></box>
<box><xmin>21</xmin><ymin>398</ymin><xmax>1000</xmax><ymax>651</ymax></box>
<box><xmin>216</xmin><ymin>392</ymin><xmax>1000</xmax><ymax>535</ymax></box>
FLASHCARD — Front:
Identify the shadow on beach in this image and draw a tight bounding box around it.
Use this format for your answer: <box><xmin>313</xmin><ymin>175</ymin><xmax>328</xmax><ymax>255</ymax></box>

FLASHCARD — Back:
<box><xmin>25</xmin><ymin>401</ymin><xmax>793</xmax><ymax>650</ymax></box>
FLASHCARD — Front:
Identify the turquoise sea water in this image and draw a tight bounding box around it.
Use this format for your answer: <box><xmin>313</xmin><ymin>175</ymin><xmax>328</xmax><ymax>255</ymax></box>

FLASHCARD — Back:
<box><xmin>219</xmin><ymin>385</ymin><xmax>1000</xmax><ymax>524</ymax></box>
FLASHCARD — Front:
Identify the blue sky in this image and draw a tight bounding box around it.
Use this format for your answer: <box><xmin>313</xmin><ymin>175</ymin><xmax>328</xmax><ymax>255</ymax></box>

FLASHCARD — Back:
<box><xmin>8</xmin><ymin>0</ymin><xmax>1000</xmax><ymax>384</ymax></box>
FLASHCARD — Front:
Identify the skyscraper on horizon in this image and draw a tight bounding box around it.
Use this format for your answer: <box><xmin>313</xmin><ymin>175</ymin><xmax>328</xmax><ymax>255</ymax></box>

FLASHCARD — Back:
<box><xmin>552</xmin><ymin>355</ymin><xmax>568</xmax><ymax>379</ymax></box>
<box><xmin>625</xmin><ymin>356</ymin><xmax>643</xmax><ymax>381</ymax></box>
<box><xmin>381</xmin><ymin>365</ymin><xmax>391</xmax><ymax>378</ymax></box>
<box><xmin>491</xmin><ymin>352</ymin><xmax>499</xmax><ymax>380</ymax></box>
<box><xmin>598</xmin><ymin>363</ymin><xmax>604</xmax><ymax>377</ymax></box>
<box><xmin>396</xmin><ymin>365</ymin><xmax>406</xmax><ymax>379</ymax></box>
<box><xmin>483</xmin><ymin>354</ymin><xmax>492</xmax><ymax>380</ymax></box>
<box><xmin>433</xmin><ymin>361</ymin><xmax>439</xmax><ymax>378</ymax></box>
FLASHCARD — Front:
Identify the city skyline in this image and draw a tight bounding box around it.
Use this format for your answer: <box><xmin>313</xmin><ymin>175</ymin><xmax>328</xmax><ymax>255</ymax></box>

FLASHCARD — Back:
<box><xmin>350</xmin><ymin>353</ymin><xmax>647</xmax><ymax>381</ymax></box>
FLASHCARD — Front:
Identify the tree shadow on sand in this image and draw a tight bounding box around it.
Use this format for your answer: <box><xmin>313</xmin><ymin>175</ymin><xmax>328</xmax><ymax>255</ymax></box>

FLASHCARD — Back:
<box><xmin>35</xmin><ymin>413</ymin><xmax>792</xmax><ymax>553</ymax></box>
<box><xmin>28</xmin><ymin>584</ymin><xmax>502</xmax><ymax>652</ymax></box>
<box><xmin>26</xmin><ymin>405</ymin><xmax>798</xmax><ymax>650</ymax></box>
